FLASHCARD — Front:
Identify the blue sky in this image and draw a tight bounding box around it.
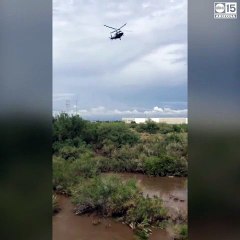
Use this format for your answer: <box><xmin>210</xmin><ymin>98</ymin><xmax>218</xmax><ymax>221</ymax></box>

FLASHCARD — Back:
<box><xmin>53</xmin><ymin>0</ymin><xmax>187</xmax><ymax>120</ymax></box>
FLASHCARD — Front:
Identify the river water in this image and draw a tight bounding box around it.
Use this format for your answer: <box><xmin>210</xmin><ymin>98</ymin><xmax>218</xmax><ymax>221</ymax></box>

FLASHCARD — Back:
<box><xmin>53</xmin><ymin>174</ymin><xmax>187</xmax><ymax>240</ymax></box>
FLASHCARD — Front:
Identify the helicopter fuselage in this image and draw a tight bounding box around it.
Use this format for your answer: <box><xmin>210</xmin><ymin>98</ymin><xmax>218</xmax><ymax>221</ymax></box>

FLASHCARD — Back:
<box><xmin>110</xmin><ymin>31</ymin><xmax>124</xmax><ymax>40</ymax></box>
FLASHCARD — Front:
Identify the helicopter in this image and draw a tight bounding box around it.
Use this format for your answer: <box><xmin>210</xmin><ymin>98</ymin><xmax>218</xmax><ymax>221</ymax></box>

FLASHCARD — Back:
<box><xmin>104</xmin><ymin>23</ymin><xmax>127</xmax><ymax>40</ymax></box>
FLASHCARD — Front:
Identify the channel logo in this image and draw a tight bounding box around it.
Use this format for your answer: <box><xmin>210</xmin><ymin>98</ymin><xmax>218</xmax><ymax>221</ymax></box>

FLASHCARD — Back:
<box><xmin>214</xmin><ymin>2</ymin><xmax>237</xmax><ymax>19</ymax></box>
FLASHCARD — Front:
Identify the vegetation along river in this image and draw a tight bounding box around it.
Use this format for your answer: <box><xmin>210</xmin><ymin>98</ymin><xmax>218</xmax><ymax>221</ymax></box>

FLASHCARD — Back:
<box><xmin>53</xmin><ymin>174</ymin><xmax>187</xmax><ymax>240</ymax></box>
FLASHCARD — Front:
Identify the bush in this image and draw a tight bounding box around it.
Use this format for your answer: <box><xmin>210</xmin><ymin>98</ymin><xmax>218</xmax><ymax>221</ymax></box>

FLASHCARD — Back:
<box><xmin>101</xmin><ymin>139</ymin><xmax>116</xmax><ymax>157</ymax></box>
<box><xmin>143</xmin><ymin>155</ymin><xmax>187</xmax><ymax>176</ymax></box>
<box><xmin>126</xmin><ymin>195</ymin><xmax>167</xmax><ymax>226</ymax></box>
<box><xmin>93</xmin><ymin>156</ymin><xmax>112</xmax><ymax>172</ymax></box>
<box><xmin>72</xmin><ymin>176</ymin><xmax>139</xmax><ymax>216</ymax></box>
<box><xmin>178</xmin><ymin>224</ymin><xmax>188</xmax><ymax>239</ymax></box>
<box><xmin>59</xmin><ymin>146</ymin><xmax>81</xmax><ymax>160</ymax></box>
<box><xmin>166</xmin><ymin>142</ymin><xmax>187</xmax><ymax>160</ymax></box>
<box><xmin>157</xmin><ymin>123</ymin><xmax>174</xmax><ymax>134</ymax></box>
<box><xmin>71</xmin><ymin>175</ymin><xmax>167</xmax><ymax>232</ymax></box>
<box><xmin>53</xmin><ymin>114</ymin><xmax>87</xmax><ymax>143</ymax></box>
<box><xmin>165</xmin><ymin>132</ymin><xmax>187</xmax><ymax>145</ymax></box>
<box><xmin>97</xmin><ymin>122</ymin><xmax>140</xmax><ymax>148</ymax></box>
<box><xmin>171</xmin><ymin>224</ymin><xmax>188</xmax><ymax>240</ymax></box>
<box><xmin>53</xmin><ymin>156</ymin><xmax>98</xmax><ymax>193</ymax></box>
<box><xmin>52</xmin><ymin>157</ymin><xmax>75</xmax><ymax>192</ymax></box>
<box><xmin>71</xmin><ymin>155</ymin><xmax>100</xmax><ymax>178</ymax></box>
<box><xmin>173</xmin><ymin>124</ymin><xmax>187</xmax><ymax>133</ymax></box>
<box><xmin>136</xmin><ymin>121</ymin><xmax>159</xmax><ymax>134</ymax></box>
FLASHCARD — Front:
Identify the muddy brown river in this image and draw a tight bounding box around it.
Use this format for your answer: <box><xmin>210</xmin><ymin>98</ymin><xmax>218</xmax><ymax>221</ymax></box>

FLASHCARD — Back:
<box><xmin>53</xmin><ymin>174</ymin><xmax>187</xmax><ymax>240</ymax></box>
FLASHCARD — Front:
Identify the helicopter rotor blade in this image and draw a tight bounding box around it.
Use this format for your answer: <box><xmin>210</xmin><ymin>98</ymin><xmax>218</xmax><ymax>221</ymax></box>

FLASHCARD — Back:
<box><xmin>118</xmin><ymin>23</ymin><xmax>127</xmax><ymax>30</ymax></box>
<box><xmin>110</xmin><ymin>30</ymin><xmax>117</xmax><ymax>34</ymax></box>
<box><xmin>104</xmin><ymin>25</ymin><xmax>117</xmax><ymax>30</ymax></box>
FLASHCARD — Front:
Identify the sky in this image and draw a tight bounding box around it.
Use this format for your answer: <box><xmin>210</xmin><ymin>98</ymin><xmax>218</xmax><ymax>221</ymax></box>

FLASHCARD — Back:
<box><xmin>53</xmin><ymin>0</ymin><xmax>187</xmax><ymax>120</ymax></box>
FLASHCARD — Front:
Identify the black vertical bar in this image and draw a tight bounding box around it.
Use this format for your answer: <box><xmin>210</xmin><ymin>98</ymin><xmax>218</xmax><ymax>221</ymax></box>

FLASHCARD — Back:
<box><xmin>189</xmin><ymin>0</ymin><xmax>240</xmax><ymax>239</ymax></box>
<box><xmin>0</xmin><ymin>1</ymin><xmax>52</xmax><ymax>239</ymax></box>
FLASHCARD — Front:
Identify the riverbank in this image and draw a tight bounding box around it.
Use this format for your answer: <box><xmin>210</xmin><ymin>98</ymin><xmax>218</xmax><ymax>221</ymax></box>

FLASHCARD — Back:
<box><xmin>53</xmin><ymin>195</ymin><xmax>172</xmax><ymax>240</ymax></box>
<box><xmin>53</xmin><ymin>174</ymin><xmax>187</xmax><ymax>240</ymax></box>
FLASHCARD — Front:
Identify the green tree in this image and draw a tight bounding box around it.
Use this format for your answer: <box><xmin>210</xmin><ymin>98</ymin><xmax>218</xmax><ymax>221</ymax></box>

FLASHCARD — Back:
<box><xmin>96</xmin><ymin>122</ymin><xmax>139</xmax><ymax>148</ymax></box>
<box><xmin>136</xmin><ymin>120</ymin><xmax>159</xmax><ymax>134</ymax></box>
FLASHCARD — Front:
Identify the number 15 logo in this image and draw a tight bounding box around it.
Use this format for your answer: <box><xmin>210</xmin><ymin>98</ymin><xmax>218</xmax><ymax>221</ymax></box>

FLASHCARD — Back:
<box><xmin>226</xmin><ymin>2</ymin><xmax>237</xmax><ymax>13</ymax></box>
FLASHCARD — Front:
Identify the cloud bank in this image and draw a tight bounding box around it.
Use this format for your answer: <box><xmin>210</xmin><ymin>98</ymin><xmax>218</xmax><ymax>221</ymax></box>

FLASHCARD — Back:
<box><xmin>53</xmin><ymin>105</ymin><xmax>187</xmax><ymax>121</ymax></box>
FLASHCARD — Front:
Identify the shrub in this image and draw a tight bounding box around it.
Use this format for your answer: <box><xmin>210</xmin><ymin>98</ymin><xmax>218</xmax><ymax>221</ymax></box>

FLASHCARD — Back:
<box><xmin>158</xmin><ymin>123</ymin><xmax>174</xmax><ymax>134</ymax></box>
<box><xmin>165</xmin><ymin>133</ymin><xmax>187</xmax><ymax>145</ymax></box>
<box><xmin>178</xmin><ymin>224</ymin><xmax>188</xmax><ymax>239</ymax></box>
<box><xmin>143</xmin><ymin>156</ymin><xmax>160</xmax><ymax>176</ymax></box>
<box><xmin>71</xmin><ymin>175</ymin><xmax>167</xmax><ymax>232</ymax></box>
<box><xmin>171</xmin><ymin>224</ymin><xmax>188</xmax><ymax>240</ymax></box>
<box><xmin>166</xmin><ymin>142</ymin><xmax>187</xmax><ymax>159</ymax></box>
<box><xmin>93</xmin><ymin>156</ymin><xmax>113</xmax><ymax>172</ymax></box>
<box><xmin>173</xmin><ymin>124</ymin><xmax>187</xmax><ymax>133</ymax></box>
<box><xmin>59</xmin><ymin>146</ymin><xmax>81</xmax><ymax>160</ymax></box>
<box><xmin>52</xmin><ymin>157</ymin><xmax>75</xmax><ymax>192</ymax></box>
<box><xmin>143</xmin><ymin>155</ymin><xmax>187</xmax><ymax>176</ymax></box>
<box><xmin>136</xmin><ymin>121</ymin><xmax>159</xmax><ymax>134</ymax></box>
<box><xmin>53</xmin><ymin>156</ymin><xmax>95</xmax><ymax>193</ymax></box>
<box><xmin>101</xmin><ymin>139</ymin><xmax>116</xmax><ymax>157</ymax></box>
<box><xmin>70</xmin><ymin>156</ymin><xmax>100</xmax><ymax>178</ymax></box>
<box><xmin>126</xmin><ymin>195</ymin><xmax>167</xmax><ymax>226</ymax></box>
<box><xmin>97</xmin><ymin>122</ymin><xmax>140</xmax><ymax>148</ymax></box>
<box><xmin>71</xmin><ymin>176</ymin><xmax>138</xmax><ymax>216</ymax></box>
<box><xmin>53</xmin><ymin>113</ymin><xmax>87</xmax><ymax>142</ymax></box>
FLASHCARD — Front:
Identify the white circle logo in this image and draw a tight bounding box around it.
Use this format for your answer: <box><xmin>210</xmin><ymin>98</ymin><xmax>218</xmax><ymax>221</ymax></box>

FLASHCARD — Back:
<box><xmin>215</xmin><ymin>3</ymin><xmax>225</xmax><ymax>13</ymax></box>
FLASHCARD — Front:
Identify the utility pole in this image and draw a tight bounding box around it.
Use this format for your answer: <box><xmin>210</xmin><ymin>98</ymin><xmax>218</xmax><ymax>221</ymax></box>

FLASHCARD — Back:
<box><xmin>65</xmin><ymin>99</ymin><xmax>70</xmax><ymax>114</ymax></box>
<box><xmin>75</xmin><ymin>99</ymin><xmax>78</xmax><ymax>115</ymax></box>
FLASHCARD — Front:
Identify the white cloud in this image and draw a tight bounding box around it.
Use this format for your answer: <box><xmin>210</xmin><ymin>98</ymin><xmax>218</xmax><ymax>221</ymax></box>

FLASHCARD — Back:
<box><xmin>144</xmin><ymin>106</ymin><xmax>187</xmax><ymax>115</ymax></box>
<box><xmin>153</xmin><ymin>106</ymin><xmax>164</xmax><ymax>112</ymax></box>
